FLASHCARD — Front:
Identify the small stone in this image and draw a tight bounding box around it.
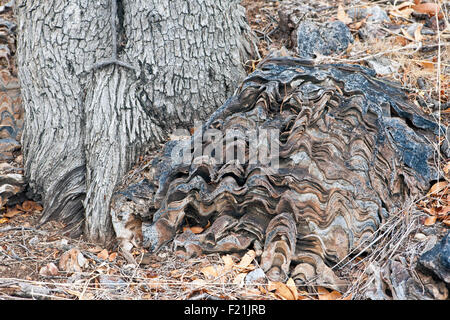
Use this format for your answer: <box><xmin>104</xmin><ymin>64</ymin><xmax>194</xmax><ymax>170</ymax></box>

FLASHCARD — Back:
<box><xmin>414</xmin><ymin>233</ymin><xmax>427</xmax><ymax>241</ymax></box>
<box><xmin>366</xmin><ymin>57</ymin><xmax>400</xmax><ymax>76</ymax></box>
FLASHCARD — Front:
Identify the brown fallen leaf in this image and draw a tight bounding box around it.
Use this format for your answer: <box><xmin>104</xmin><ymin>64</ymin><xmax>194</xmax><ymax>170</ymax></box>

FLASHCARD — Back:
<box><xmin>59</xmin><ymin>248</ymin><xmax>88</xmax><ymax>273</ymax></box>
<box><xmin>108</xmin><ymin>252</ymin><xmax>118</xmax><ymax>262</ymax></box>
<box><xmin>424</xmin><ymin>215</ymin><xmax>437</xmax><ymax>226</ymax></box>
<box><xmin>97</xmin><ymin>249</ymin><xmax>109</xmax><ymax>260</ymax></box>
<box><xmin>19</xmin><ymin>200</ymin><xmax>43</xmax><ymax>212</ymax></box>
<box><xmin>190</xmin><ymin>226</ymin><xmax>204</xmax><ymax>234</ymax></box>
<box><xmin>390</xmin><ymin>2</ymin><xmax>415</xmax><ymax>19</ymax></box>
<box><xmin>286</xmin><ymin>278</ymin><xmax>299</xmax><ymax>300</ymax></box>
<box><xmin>201</xmin><ymin>265</ymin><xmax>219</xmax><ymax>279</ymax></box>
<box><xmin>428</xmin><ymin>181</ymin><xmax>448</xmax><ymax>195</ymax></box>
<box><xmin>418</xmin><ymin>60</ymin><xmax>435</xmax><ymax>71</ymax></box>
<box><xmin>317</xmin><ymin>287</ymin><xmax>343</xmax><ymax>300</ymax></box>
<box><xmin>0</xmin><ymin>217</ymin><xmax>8</xmax><ymax>224</ymax></box>
<box><xmin>337</xmin><ymin>4</ymin><xmax>352</xmax><ymax>24</ymax></box>
<box><xmin>221</xmin><ymin>254</ymin><xmax>235</xmax><ymax>271</ymax></box>
<box><xmin>272</xmin><ymin>281</ymin><xmax>296</xmax><ymax>300</ymax></box>
<box><xmin>4</xmin><ymin>207</ymin><xmax>22</xmax><ymax>218</ymax></box>
<box><xmin>236</xmin><ymin>250</ymin><xmax>256</xmax><ymax>270</ymax></box>
<box><xmin>443</xmin><ymin>162</ymin><xmax>450</xmax><ymax>175</ymax></box>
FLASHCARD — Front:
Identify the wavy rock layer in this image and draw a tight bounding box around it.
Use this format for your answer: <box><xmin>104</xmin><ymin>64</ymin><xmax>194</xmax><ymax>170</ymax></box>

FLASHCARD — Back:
<box><xmin>111</xmin><ymin>57</ymin><xmax>439</xmax><ymax>289</ymax></box>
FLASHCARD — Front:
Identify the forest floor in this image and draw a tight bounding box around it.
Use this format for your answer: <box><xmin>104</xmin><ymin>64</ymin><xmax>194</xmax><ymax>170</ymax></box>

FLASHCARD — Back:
<box><xmin>0</xmin><ymin>0</ymin><xmax>449</xmax><ymax>300</ymax></box>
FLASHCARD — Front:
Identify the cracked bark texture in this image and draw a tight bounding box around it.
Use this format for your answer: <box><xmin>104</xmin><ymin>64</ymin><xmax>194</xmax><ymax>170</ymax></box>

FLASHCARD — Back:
<box><xmin>16</xmin><ymin>0</ymin><xmax>256</xmax><ymax>243</ymax></box>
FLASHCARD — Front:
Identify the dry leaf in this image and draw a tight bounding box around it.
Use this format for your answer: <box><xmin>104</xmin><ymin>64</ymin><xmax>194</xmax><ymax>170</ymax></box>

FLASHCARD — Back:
<box><xmin>286</xmin><ymin>278</ymin><xmax>299</xmax><ymax>300</ymax></box>
<box><xmin>271</xmin><ymin>281</ymin><xmax>295</xmax><ymax>300</ymax></box>
<box><xmin>424</xmin><ymin>215</ymin><xmax>437</xmax><ymax>226</ymax></box>
<box><xmin>395</xmin><ymin>1</ymin><xmax>416</xmax><ymax>10</ymax></box>
<box><xmin>190</xmin><ymin>226</ymin><xmax>204</xmax><ymax>234</ymax></box>
<box><xmin>349</xmin><ymin>20</ymin><xmax>365</xmax><ymax>30</ymax></box>
<box><xmin>443</xmin><ymin>219</ymin><xmax>450</xmax><ymax>226</ymax></box>
<box><xmin>240</xmin><ymin>289</ymin><xmax>264</xmax><ymax>298</ymax></box>
<box><xmin>337</xmin><ymin>5</ymin><xmax>352</xmax><ymax>24</ymax></box>
<box><xmin>97</xmin><ymin>249</ymin><xmax>109</xmax><ymax>260</ymax></box>
<box><xmin>317</xmin><ymin>287</ymin><xmax>343</xmax><ymax>300</ymax></box>
<box><xmin>438</xmin><ymin>205</ymin><xmax>450</xmax><ymax>217</ymax></box>
<box><xmin>201</xmin><ymin>265</ymin><xmax>219</xmax><ymax>279</ymax></box>
<box><xmin>4</xmin><ymin>207</ymin><xmax>22</xmax><ymax>218</ymax></box>
<box><xmin>236</xmin><ymin>250</ymin><xmax>256</xmax><ymax>270</ymax></box>
<box><xmin>428</xmin><ymin>181</ymin><xmax>448</xmax><ymax>195</ymax></box>
<box><xmin>0</xmin><ymin>217</ymin><xmax>8</xmax><ymax>224</ymax></box>
<box><xmin>59</xmin><ymin>248</ymin><xmax>88</xmax><ymax>273</ymax></box>
<box><xmin>108</xmin><ymin>252</ymin><xmax>117</xmax><ymax>262</ymax></box>
<box><xmin>221</xmin><ymin>254</ymin><xmax>235</xmax><ymax>271</ymax></box>
<box><xmin>19</xmin><ymin>200</ymin><xmax>43</xmax><ymax>212</ymax></box>
<box><xmin>419</xmin><ymin>60</ymin><xmax>435</xmax><ymax>71</ymax></box>
<box><xmin>342</xmin><ymin>293</ymin><xmax>353</xmax><ymax>300</ymax></box>
<box><xmin>443</xmin><ymin>162</ymin><xmax>450</xmax><ymax>175</ymax></box>
<box><xmin>390</xmin><ymin>5</ymin><xmax>415</xmax><ymax>19</ymax></box>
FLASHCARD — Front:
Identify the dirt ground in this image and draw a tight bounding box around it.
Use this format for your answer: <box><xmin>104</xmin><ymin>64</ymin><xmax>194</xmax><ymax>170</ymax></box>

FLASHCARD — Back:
<box><xmin>0</xmin><ymin>0</ymin><xmax>449</xmax><ymax>300</ymax></box>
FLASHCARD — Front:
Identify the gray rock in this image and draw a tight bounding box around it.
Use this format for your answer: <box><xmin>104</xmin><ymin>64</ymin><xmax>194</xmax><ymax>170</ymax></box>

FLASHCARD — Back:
<box><xmin>245</xmin><ymin>268</ymin><xmax>266</xmax><ymax>285</ymax></box>
<box><xmin>417</xmin><ymin>232</ymin><xmax>450</xmax><ymax>284</ymax></box>
<box><xmin>366</xmin><ymin>57</ymin><xmax>400</xmax><ymax>76</ymax></box>
<box><xmin>296</xmin><ymin>21</ymin><xmax>353</xmax><ymax>59</ymax></box>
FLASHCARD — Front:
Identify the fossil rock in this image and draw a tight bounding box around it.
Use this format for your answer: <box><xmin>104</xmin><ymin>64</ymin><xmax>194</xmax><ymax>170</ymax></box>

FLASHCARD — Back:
<box><xmin>111</xmin><ymin>57</ymin><xmax>440</xmax><ymax>290</ymax></box>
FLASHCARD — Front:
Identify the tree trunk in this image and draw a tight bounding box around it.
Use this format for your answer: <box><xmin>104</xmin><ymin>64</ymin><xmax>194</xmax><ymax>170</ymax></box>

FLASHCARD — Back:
<box><xmin>15</xmin><ymin>0</ymin><xmax>256</xmax><ymax>244</ymax></box>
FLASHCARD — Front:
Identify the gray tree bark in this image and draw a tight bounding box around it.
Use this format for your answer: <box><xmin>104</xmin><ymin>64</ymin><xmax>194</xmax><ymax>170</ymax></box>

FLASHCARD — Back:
<box><xmin>15</xmin><ymin>0</ymin><xmax>257</xmax><ymax>244</ymax></box>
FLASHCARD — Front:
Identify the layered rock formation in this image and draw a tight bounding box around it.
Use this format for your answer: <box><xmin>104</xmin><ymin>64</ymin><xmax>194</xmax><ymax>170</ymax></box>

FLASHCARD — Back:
<box><xmin>111</xmin><ymin>57</ymin><xmax>440</xmax><ymax>289</ymax></box>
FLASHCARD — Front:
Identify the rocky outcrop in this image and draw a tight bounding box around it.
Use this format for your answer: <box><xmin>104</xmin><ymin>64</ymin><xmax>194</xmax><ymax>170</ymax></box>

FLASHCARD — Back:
<box><xmin>111</xmin><ymin>56</ymin><xmax>441</xmax><ymax>290</ymax></box>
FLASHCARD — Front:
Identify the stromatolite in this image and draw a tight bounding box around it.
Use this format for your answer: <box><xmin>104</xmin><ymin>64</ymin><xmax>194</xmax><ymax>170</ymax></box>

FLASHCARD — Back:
<box><xmin>111</xmin><ymin>57</ymin><xmax>441</xmax><ymax>290</ymax></box>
